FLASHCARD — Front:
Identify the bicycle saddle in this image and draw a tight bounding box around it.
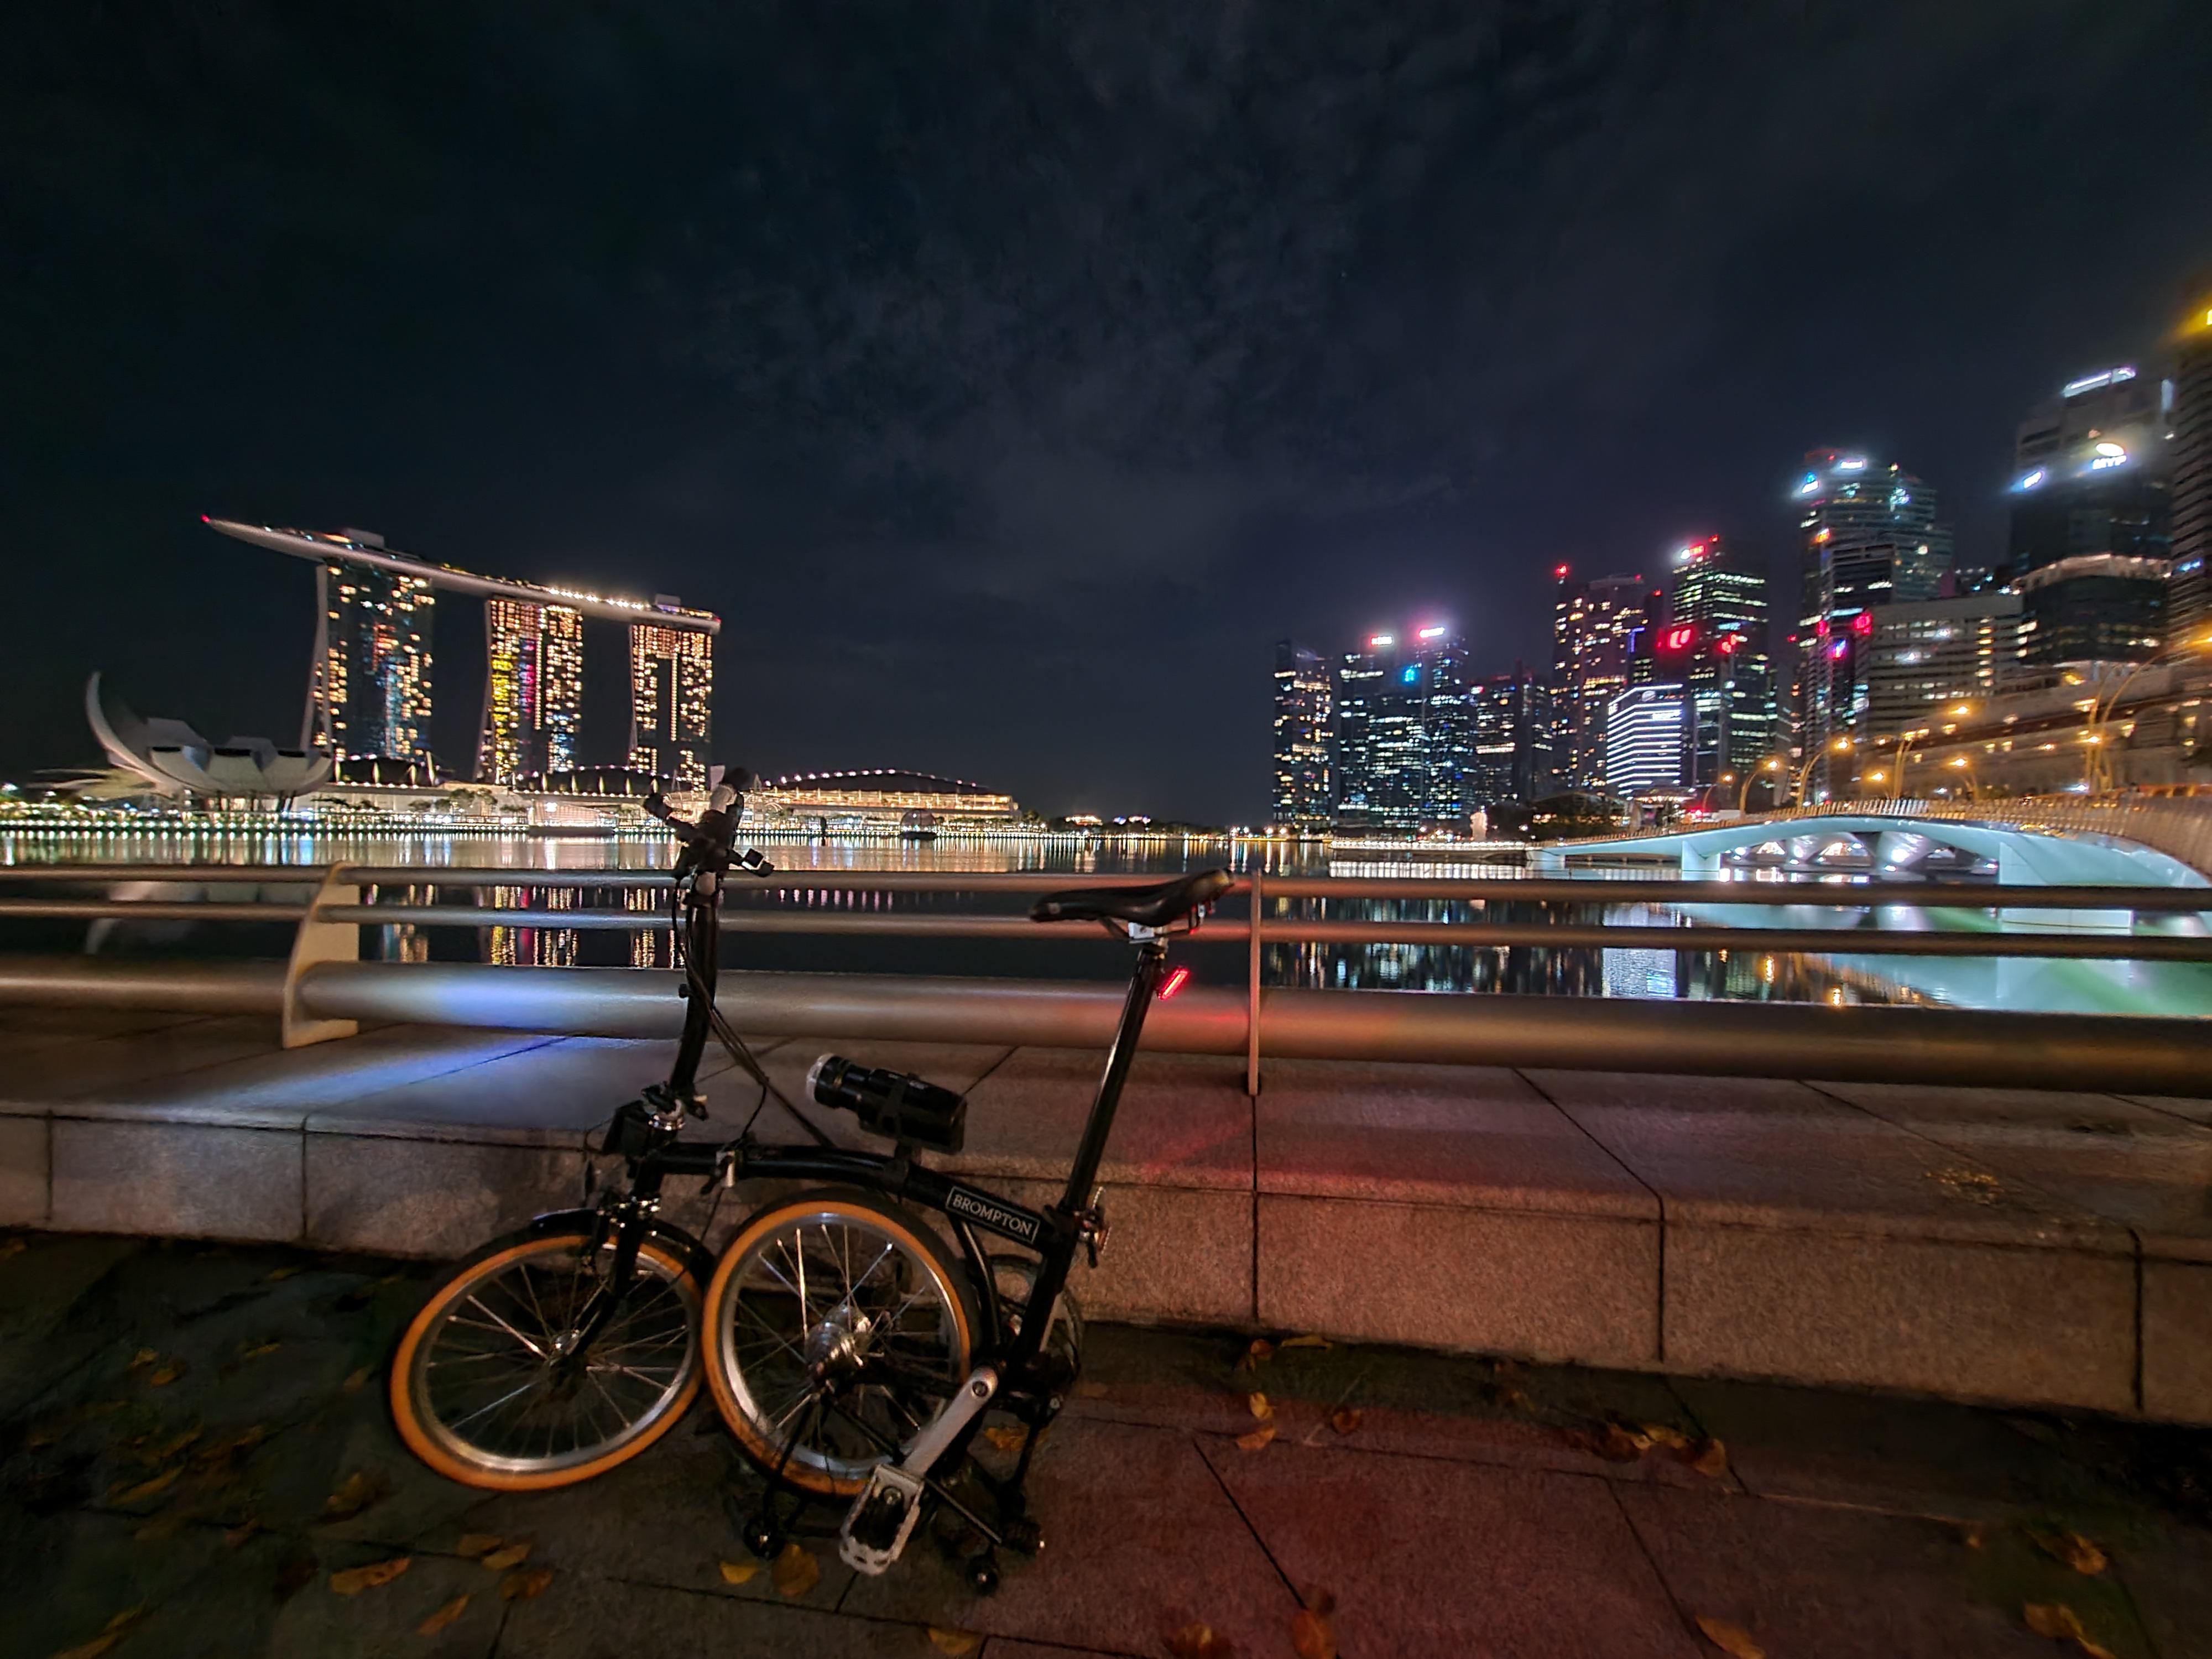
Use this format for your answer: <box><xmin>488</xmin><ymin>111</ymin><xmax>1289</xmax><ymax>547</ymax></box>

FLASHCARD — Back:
<box><xmin>1029</xmin><ymin>867</ymin><xmax>1234</xmax><ymax>928</ymax></box>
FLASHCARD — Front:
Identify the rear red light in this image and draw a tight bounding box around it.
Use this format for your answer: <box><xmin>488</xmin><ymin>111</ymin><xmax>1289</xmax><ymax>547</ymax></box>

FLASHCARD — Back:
<box><xmin>1156</xmin><ymin>967</ymin><xmax>1191</xmax><ymax>1001</ymax></box>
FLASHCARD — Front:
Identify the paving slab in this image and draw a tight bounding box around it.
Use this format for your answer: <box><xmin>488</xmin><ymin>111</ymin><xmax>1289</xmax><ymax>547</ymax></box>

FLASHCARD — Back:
<box><xmin>837</xmin><ymin>1415</ymin><xmax>1303</xmax><ymax>1655</ymax></box>
<box><xmin>0</xmin><ymin>1114</ymin><xmax>45</xmax><ymax>1224</ymax></box>
<box><xmin>0</xmin><ymin>1505</ymin><xmax>234</xmax><ymax>1659</ymax></box>
<box><xmin>0</xmin><ymin>1005</ymin><xmax>223</xmax><ymax>1052</ymax></box>
<box><xmin>1258</xmin><ymin>1057</ymin><xmax>1652</xmax><ymax>1215</ymax></box>
<box><xmin>2116</xmin><ymin>1092</ymin><xmax>2212</xmax><ymax>1130</ymax></box>
<box><xmin>2143</xmin><ymin>1259</ymin><xmax>2212</xmax><ymax>1423</ymax></box>
<box><xmin>1811</xmin><ymin>1080</ymin><xmax>2212</xmax><ymax>1263</ymax></box>
<box><xmin>56</xmin><ymin>1026</ymin><xmax>565</xmax><ymax>1131</ymax></box>
<box><xmin>0</xmin><ymin>1016</ymin><xmax>281</xmax><ymax>1111</ymax></box>
<box><xmin>305</xmin><ymin>1035</ymin><xmax>775</xmax><ymax>1147</ymax></box>
<box><xmin>1522</xmin><ymin>1072</ymin><xmax>2128</xmax><ymax>1249</ymax></box>
<box><xmin>305</xmin><ymin>1133</ymin><xmax>582</xmax><ymax>1256</ymax></box>
<box><xmin>52</xmin><ymin>1118</ymin><xmax>303</xmax><ymax>1241</ymax></box>
<box><xmin>1613</xmin><ymin>1484</ymin><xmax>2114</xmax><ymax>1658</ymax></box>
<box><xmin>1199</xmin><ymin>1435</ymin><xmax>1701</xmax><ymax>1658</ymax></box>
<box><xmin>499</xmin><ymin>1575</ymin><xmax>942</xmax><ymax>1658</ymax></box>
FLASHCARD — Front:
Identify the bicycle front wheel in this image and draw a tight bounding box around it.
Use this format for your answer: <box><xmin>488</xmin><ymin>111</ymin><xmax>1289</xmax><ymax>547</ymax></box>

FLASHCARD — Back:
<box><xmin>706</xmin><ymin>1190</ymin><xmax>975</xmax><ymax>1496</ymax></box>
<box><xmin>391</xmin><ymin>1223</ymin><xmax>704</xmax><ymax>1490</ymax></box>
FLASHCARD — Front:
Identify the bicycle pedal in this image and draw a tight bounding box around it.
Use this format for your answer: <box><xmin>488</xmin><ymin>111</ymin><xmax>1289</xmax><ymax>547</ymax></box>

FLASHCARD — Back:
<box><xmin>839</xmin><ymin>1463</ymin><xmax>925</xmax><ymax>1575</ymax></box>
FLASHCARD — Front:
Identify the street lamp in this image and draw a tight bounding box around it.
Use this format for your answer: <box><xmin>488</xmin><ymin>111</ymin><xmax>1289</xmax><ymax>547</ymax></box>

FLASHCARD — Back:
<box><xmin>2083</xmin><ymin>633</ymin><xmax>2212</xmax><ymax>793</ymax></box>
<box><xmin>1944</xmin><ymin>755</ymin><xmax>1981</xmax><ymax>803</ymax></box>
<box><xmin>1739</xmin><ymin>757</ymin><xmax>1786</xmax><ymax>813</ymax></box>
<box><xmin>1793</xmin><ymin>735</ymin><xmax>1853</xmax><ymax>806</ymax></box>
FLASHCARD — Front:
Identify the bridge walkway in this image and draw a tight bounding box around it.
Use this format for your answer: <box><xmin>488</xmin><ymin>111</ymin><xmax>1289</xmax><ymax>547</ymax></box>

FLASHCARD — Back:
<box><xmin>2</xmin><ymin>1006</ymin><xmax>2206</xmax><ymax>1426</ymax></box>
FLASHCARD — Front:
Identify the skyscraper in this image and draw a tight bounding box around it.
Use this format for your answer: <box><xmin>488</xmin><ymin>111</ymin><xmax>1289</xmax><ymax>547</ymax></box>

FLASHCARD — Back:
<box><xmin>312</xmin><ymin>552</ymin><xmax>434</xmax><ymax>761</ymax></box>
<box><xmin>1666</xmin><ymin>537</ymin><xmax>1776</xmax><ymax>785</ymax></box>
<box><xmin>1793</xmin><ymin>451</ymin><xmax>1953</xmax><ymax>788</ymax></box>
<box><xmin>1470</xmin><ymin>666</ymin><xmax>1559</xmax><ymax>809</ymax></box>
<box><xmin>2170</xmin><ymin>278</ymin><xmax>2212</xmax><ymax>642</ymax></box>
<box><xmin>1863</xmin><ymin>592</ymin><xmax>2027</xmax><ymax>738</ymax></box>
<box><xmin>478</xmin><ymin>598</ymin><xmax>584</xmax><ymax>784</ymax></box>
<box><xmin>1331</xmin><ymin>624</ymin><xmax>1478</xmax><ymax>836</ymax></box>
<box><xmin>1270</xmin><ymin>640</ymin><xmax>1332</xmax><ymax>832</ymax></box>
<box><xmin>628</xmin><ymin>623</ymin><xmax>714</xmax><ymax>790</ymax></box>
<box><xmin>2008</xmin><ymin>364</ymin><xmax>2172</xmax><ymax>666</ymax></box>
<box><xmin>1550</xmin><ymin>566</ymin><xmax>1651</xmax><ymax>790</ymax></box>
<box><xmin>1605</xmin><ymin>684</ymin><xmax>1689</xmax><ymax>793</ymax></box>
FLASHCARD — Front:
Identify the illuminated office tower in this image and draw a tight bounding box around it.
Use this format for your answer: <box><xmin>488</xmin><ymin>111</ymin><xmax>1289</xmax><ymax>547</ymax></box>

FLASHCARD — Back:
<box><xmin>1551</xmin><ymin>566</ymin><xmax>1651</xmax><ymax>790</ymax></box>
<box><xmin>2169</xmin><ymin>279</ymin><xmax>2212</xmax><ymax>640</ymax></box>
<box><xmin>1864</xmin><ymin>592</ymin><xmax>2027</xmax><ymax>738</ymax></box>
<box><xmin>1667</xmin><ymin>537</ymin><xmax>1776</xmax><ymax>784</ymax></box>
<box><xmin>2008</xmin><ymin>364</ymin><xmax>2172</xmax><ymax>665</ymax></box>
<box><xmin>477</xmin><ymin>598</ymin><xmax>584</xmax><ymax>784</ymax></box>
<box><xmin>1470</xmin><ymin>666</ymin><xmax>1559</xmax><ymax>808</ymax></box>
<box><xmin>1331</xmin><ymin>625</ymin><xmax>1475</xmax><ymax>836</ymax></box>
<box><xmin>629</xmin><ymin>623</ymin><xmax>714</xmax><ymax>789</ymax></box>
<box><xmin>312</xmin><ymin>553</ymin><xmax>434</xmax><ymax>761</ymax></box>
<box><xmin>1271</xmin><ymin>641</ymin><xmax>1333</xmax><ymax>832</ymax></box>
<box><xmin>1793</xmin><ymin>451</ymin><xmax>1952</xmax><ymax>790</ymax></box>
<box><xmin>1604</xmin><ymin>684</ymin><xmax>1689</xmax><ymax>793</ymax></box>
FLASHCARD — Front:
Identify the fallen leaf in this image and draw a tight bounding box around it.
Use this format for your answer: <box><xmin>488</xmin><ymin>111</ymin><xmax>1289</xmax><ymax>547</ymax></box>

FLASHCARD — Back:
<box><xmin>0</xmin><ymin>1238</ymin><xmax>25</xmax><ymax>1260</ymax></box>
<box><xmin>1166</xmin><ymin>1623</ymin><xmax>1235</xmax><ymax>1658</ymax></box>
<box><xmin>1279</xmin><ymin>1333</ymin><xmax>1331</xmax><ymax>1350</ymax></box>
<box><xmin>195</xmin><ymin>1425</ymin><xmax>268</xmax><ymax>1467</ymax></box>
<box><xmin>1247</xmin><ymin>1338</ymin><xmax>1276</xmax><ymax>1364</ymax></box>
<box><xmin>1689</xmin><ymin>1438</ymin><xmax>1729</xmax><ymax>1478</ymax></box>
<box><xmin>127</xmin><ymin>1348</ymin><xmax>159</xmax><ymax>1373</ymax></box>
<box><xmin>480</xmin><ymin>1542</ymin><xmax>531</xmax><ymax>1572</ymax></box>
<box><xmin>1247</xmin><ymin>1391</ymin><xmax>1272</xmax><ymax>1421</ymax></box>
<box><xmin>1072</xmin><ymin>1381</ymin><xmax>1109</xmax><ymax>1399</ymax></box>
<box><xmin>225</xmin><ymin>1520</ymin><xmax>262</xmax><ymax>1550</ymax></box>
<box><xmin>416</xmin><ymin>1595</ymin><xmax>469</xmax><ymax>1636</ymax></box>
<box><xmin>147</xmin><ymin>1364</ymin><xmax>184</xmax><ymax>1387</ymax></box>
<box><xmin>500</xmin><ymin>1566</ymin><xmax>554</xmax><ymax>1601</ymax></box>
<box><xmin>1499</xmin><ymin>1386</ymin><xmax>1533</xmax><ymax>1412</ymax></box>
<box><xmin>1328</xmin><ymin>1408</ymin><xmax>1363</xmax><ymax>1436</ymax></box>
<box><xmin>1694</xmin><ymin>1615</ymin><xmax>1765</xmax><ymax>1658</ymax></box>
<box><xmin>265</xmin><ymin>1265</ymin><xmax>301</xmax><ymax>1281</ymax></box>
<box><xmin>1235</xmin><ymin>1422</ymin><xmax>1278</xmax><ymax>1453</ymax></box>
<box><xmin>2023</xmin><ymin>1603</ymin><xmax>2118</xmax><ymax>1659</ymax></box>
<box><xmin>717</xmin><ymin>1559</ymin><xmax>761</xmax><ymax>1585</ymax></box>
<box><xmin>134</xmin><ymin>1514</ymin><xmax>184</xmax><ymax>1542</ymax></box>
<box><xmin>927</xmin><ymin>1630</ymin><xmax>982</xmax><ymax>1655</ymax></box>
<box><xmin>322</xmin><ymin>1470</ymin><xmax>391</xmax><ymax>1520</ymax></box>
<box><xmin>1291</xmin><ymin>1590</ymin><xmax>1339</xmax><ymax>1659</ymax></box>
<box><xmin>47</xmin><ymin>1635</ymin><xmax>120</xmax><ymax>1659</ymax></box>
<box><xmin>1597</xmin><ymin>1425</ymin><xmax>1647</xmax><ymax>1462</ymax></box>
<box><xmin>455</xmin><ymin>1533</ymin><xmax>504</xmax><ymax>1560</ymax></box>
<box><xmin>2028</xmin><ymin>1527</ymin><xmax>2108</xmax><ymax>1576</ymax></box>
<box><xmin>111</xmin><ymin>1468</ymin><xmax>181</xmax><ymax>1505</ymax></box>
<box><xmin>1642</xmin><ymin>1423</ymin><xmax>1691</xmax><ymax>1450</ymax></box>
<box><xmin>104</xmin><ymin>1611</ymin><xmax>144</xmax><ymax>1634</ymax></box>
<box><xmin>148</xmin><ymin>1428</ymin><xmax>202</xmax><ymax>1462</ymax></box>
<box><xmin>980</xmin><ymin>1425</ymin><xmax>1029</xmax><ymax>1455</ymax></box>
<box><xmin>330</xmin><ymin>1557</ymin><xmax>411</xmax><ymax>1595</ymax></box>
<box><xmin>1960</xmin><ymin>1522</ymin><xmax>1986</xmax><ymax>1551</ymax></box>
<box><xmin>239</xmin><ymin>1341</ymin><xmax>281</xmax><ymax>1360</ymax></box>
<box><xmin>341</xmin><ymin>1366</ymin><xmax>373</xmax><ymax>1394</ymax></box>
<box><xmin>771</xmin><ymin>1541</ymin><xmax>820</xmax><ymax>1599</ymax></box>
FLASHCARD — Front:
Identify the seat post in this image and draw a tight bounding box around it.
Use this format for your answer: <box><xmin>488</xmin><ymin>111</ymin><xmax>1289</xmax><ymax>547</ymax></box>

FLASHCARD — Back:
<box><xmin>1055</xmin><ymin>936</ymin><xmax>1168</xmax><ymax>1215</ymax></box>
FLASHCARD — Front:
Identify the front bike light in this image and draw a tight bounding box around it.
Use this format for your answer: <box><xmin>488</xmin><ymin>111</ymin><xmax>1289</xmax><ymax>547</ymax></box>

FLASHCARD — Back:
<box><xmin>809</xmin><ymin>1055</ymin><xmax>966</xmax><ymax>1153</ymax></box>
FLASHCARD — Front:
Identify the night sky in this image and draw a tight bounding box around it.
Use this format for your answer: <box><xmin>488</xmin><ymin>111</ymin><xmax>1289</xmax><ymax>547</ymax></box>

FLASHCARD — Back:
<box><xmin>5</xmin><ymin>2</ymin><xmax>2209</xmax><ymax>823</ymax></box>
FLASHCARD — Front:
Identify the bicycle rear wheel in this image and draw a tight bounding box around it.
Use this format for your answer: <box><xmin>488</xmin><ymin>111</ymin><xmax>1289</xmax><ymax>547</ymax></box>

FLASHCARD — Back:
<box><xmin>392</xmin><ymin>1222</ymin><xmax>704</xmax><ymax>1490</ymax></box>
<box><xmin>705</xmin><ymin>1190</ymin><xmax>975</xmax><ymax>1497</ymax></box>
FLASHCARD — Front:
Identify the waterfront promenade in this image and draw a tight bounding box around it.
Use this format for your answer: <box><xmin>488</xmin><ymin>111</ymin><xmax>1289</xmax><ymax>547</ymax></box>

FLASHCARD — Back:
<box><xmin>6</xmin><ymin>1004</ymin><xmax>2208</xmax><ymax>1427</ymax></box>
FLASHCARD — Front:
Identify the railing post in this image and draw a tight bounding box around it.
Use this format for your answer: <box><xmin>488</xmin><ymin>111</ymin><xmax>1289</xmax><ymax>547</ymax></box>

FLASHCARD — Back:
<box><xmin>283</xmin><ymin>863</ymin><xmax>361</xmax><ymax>1048</ymax></box>
<box><xmin>1246</xmin><ymin>868</ymin><xmax>1264</xmax><ymax>1098</ymax></box>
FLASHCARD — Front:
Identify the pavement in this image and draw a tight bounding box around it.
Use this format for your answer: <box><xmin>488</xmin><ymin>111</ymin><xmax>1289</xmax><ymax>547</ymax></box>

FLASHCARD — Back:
<box><xmin>3</xmin><ymin>1232</ymin><xmax>2209</xmax><ymax>1659</ymax></box>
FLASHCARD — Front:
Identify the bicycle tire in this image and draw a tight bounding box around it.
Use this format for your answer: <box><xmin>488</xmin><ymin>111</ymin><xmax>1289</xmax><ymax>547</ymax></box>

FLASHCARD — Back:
<box><xmin>705</xmin><ymin>1188</ymin><xmax>977</xmax><ymax>1497</ymax></box>
<box><xmin>391</xmin><ymin>1220</ymin><xmax>705</xmax><ymax>1490</ymax></box>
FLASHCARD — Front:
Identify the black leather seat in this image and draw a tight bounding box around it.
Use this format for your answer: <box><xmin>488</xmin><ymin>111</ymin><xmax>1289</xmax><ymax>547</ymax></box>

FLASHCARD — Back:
<box><xmin>1030</xmin><ymin>867</ymin><xmax>1235</xmax><ymax>928</ymax></box>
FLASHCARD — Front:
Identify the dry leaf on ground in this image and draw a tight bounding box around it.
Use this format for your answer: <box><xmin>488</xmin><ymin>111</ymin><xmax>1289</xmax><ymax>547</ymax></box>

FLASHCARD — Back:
<box><xmin>1694</xmin><ymin>1616</ymin><xmax>1765</xmax><ymax>1658</ymax></box>
<box><xmin>1328</xmin><ymin>1408</ymin><xmax>1362</xmax><ymax>1436</ymax></box>
<box><xmin>330</xmin><ymin>1557</ymin><xmax>411</xmax><ymax>1595</ymax></box>
<box><xmin>49</xmin><ymin>1609</ymin><xmax>143</xmax><ymax>1659</ymax></box>
<box><xmin>1689</xmin><ymin>1438</ymin><xmax>1729</xmax><ymax>1478</ymax></box>
<box><xmin>1642</xmin><ymin>1423</ymin><xmax>1690</xmax><ymax>1450</ymax></box>
<box><xmin>481</xmin><ymin>1542</ymin><xmax>531</xmax><ymax>1572</ymax></box>
<box><xmin>1235</xmin><ymin>1422</ymin><xmax>1278</xmax><ymax>1453</ymax></box>
<box><xmin>111</xmin><ymin>1468</ymin><xmax>180</xmax><ymax>1505</ymax></box>
<box><xmin>264</xmin><ymin>1265</ymin><xmax>301</xmax><ymax>1281</ymax></box>
<box><xmin>500</xmin><ymin>1566</ymin><xmax>555</xmax><ymax>1601</ymax></box>
<box><xmin>416</xmin><ymin>1596</ymin><xmax>469</xmax><ymax>1636</ymax></box>
<box><xmin>2028</xmin><ymin>1528</ymin><xmax>2108</xmax><ymax>1575</ymax></box>
<box><xmin>718</xmin><ymin>1559</ymin><xmax>761</xmax><ymax>1585</ymax></box>
<box><xmin>1166</xmin><ymin>1623</ymin><xmax>1235</xmax><ymax>1658</ymax></box>
<box><xmin>238</xmin><ymin>1341</ymin><xmax>281</xmax><ymax>1360</ymax></box>
<box><xmin>771</xmin><ymin>1541</ymin><xmax>820</xmax><ymax>1599</ymax></box>
<box><xmin>127</xmin><ymin>1348</ymin><xmax>159</xmax><ymax>1373</ymax></box>
<box><xmin>225</xmin><ymin>1520</ymin><xmax>261</xmax><ymax>1550</ymax></box>
<box><xmin>1290</xmin><ymin>1590</ymin><xmax>1338</xmax><ymax>1659</ymax></box>
<box><xmin>1072</xmin><ymin>1380</ymin><xmax>1109</xmax><ymax>1399</ymax></box>
<box><xmin>322</xmin><ymin>1470</ymin><xmax>391</xmax><ymax>1520</ymax></box>
<box><xmin>980</xmin><ymin>1425</ymin><xmax>1028</xmax><ymax>1454</ymax></box>
<box><xmin>2023</xmin><ymin>1603</ymin><xmax>2118</xmax><ymax>1658</ymax></box>
<box><xmin>455</xmin><ymin>1534</ymin><xmax>503</xmax><ymax>1560</ymax></box>
<box><xmin>1246</xmin><ymin>1392</ymin><xmax>1272</xmax><ymax>1421</ymax></box>
<box><xmin>927</xmin><ymin>1629</ymin><xmax>981</xmax><ymax>1655</ymax></box>
<box><xmin>341</xmin><ymin>1366</ymin><xmax>373</xmax><ymax>1394</ymax></box>
<box><xmin>147</xmin><ymin>1364</ymin><xmax>184</xmax><ymax>1387</ymax></box>
<box><xmin>0</xmin><ymin>1238</ymin><xmax>26</xmax><ymax>1260</ymax></box>
<box><xmin>1279</xmin><ymin>1333</ymin><xmax>1331</xmax><ymax>1350</ymax></box>
<box><xmin>134</xmin><ymin>1515</ymin><xmax>183</xmax><ymax>1542</ymax></box>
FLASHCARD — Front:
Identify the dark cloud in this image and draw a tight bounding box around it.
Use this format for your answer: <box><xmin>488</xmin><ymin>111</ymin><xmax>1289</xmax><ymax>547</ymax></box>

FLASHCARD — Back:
<box><xmin>3</xmin><ymin>1</ymin><xmax>2208</xmax><ymax>820</ymax></box>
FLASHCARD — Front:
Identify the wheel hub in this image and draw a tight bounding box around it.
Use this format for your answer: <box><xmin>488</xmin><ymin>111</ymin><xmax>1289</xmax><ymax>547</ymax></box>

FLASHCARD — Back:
<box><xmin>804</xmin><ymin>1311</ymin><xmax>873</xmax><ymax>1381</ymax></box>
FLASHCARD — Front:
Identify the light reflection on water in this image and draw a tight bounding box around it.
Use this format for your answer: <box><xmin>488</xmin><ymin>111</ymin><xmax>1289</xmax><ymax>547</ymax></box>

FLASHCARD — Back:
<box><xmin>4</xmin><ymin>827</ymin><xmax>2203</xmax><ymax>1014</ymax></box>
